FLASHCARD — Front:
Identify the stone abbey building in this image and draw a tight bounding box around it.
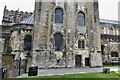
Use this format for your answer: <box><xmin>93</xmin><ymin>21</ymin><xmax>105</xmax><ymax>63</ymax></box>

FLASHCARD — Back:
<box><xmin>0</xmin><ymin>0</ymin><xmax>120</xmax><ymax>77</ymax></box>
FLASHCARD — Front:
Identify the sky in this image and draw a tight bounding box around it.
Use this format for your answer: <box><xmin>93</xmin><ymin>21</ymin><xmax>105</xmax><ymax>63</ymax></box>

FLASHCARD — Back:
<box><xmin>0</xmin><ymin>0</ymin><xmax>119</xmax><ymax>25</ymax></box>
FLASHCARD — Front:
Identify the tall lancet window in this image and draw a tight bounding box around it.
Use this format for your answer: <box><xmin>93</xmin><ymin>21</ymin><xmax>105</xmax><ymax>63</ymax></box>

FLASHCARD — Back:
<box><xmin>54</xmin><ymin>33</ymin><xmax>63</xmax><ymax>51</ymax></box>
<box><xmin>55</xmin><ymin>8</ymin><xmax>63</xmax><ymax>23</ymax></box>
<box><xmin>24</xmin><ymin>35</ymin><xmax>32</xmax><ymax>51</ymax></box>
<box><xmin>77</xmin><ymin>11</ymin><xmax>85</xmax><ymax>26</ymax></box>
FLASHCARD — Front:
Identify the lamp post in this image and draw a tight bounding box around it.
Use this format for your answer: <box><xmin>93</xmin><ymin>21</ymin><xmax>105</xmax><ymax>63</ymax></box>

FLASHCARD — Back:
<box><xmin>18</xmin><ymin>57</ymin><xmax>21</xmax><ymax>76</ymax></box>
<box><xmin>18</xmin><ymin>30</ymin><xmax>22</xmax><ymax>76</ymax></box>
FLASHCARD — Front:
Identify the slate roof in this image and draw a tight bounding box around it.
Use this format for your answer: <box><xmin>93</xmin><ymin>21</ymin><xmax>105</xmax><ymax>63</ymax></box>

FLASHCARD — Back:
<box><xmin>20</xmin><ymin>13</ymin><xmax>34</xmax><ymax>25</ymax></box>
<box><xmin>100</xmin><ymin>19</ymin><xmax>120</xmax><ymax>25</ymax></box>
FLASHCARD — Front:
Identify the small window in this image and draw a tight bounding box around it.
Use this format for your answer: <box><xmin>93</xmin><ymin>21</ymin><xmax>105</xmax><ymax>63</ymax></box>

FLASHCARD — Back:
<box><xmin>77</xmin><ymin>11</ymin><xmax>85</xmax><ymax>26</ymax></box>
<box><xmin>78</xmin><ymin>40</ymin><xmax>85</xmax><ymax>49</ymax></box>
<box><xmin>111</xmin><ymin>51</ymin><xmax>118</xmax><ymax>57</ymax></box>
<box><xmin>109</xmin><ymin>27</ymin><xmax>113</xmax><ymax>35</ymax></box>
<box><xmin>24</xmin><ymin>35</ymin><xmax>32</xmax><ymax>51</ymax></box>
<box><xmin>55</xmin><ymin>8</ymin><xmax>63</xmax><ymax>23</ymax></box>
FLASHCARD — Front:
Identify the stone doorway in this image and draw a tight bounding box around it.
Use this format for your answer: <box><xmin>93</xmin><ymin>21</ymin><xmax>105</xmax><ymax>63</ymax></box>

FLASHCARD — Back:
<box><xmin>75</xmin><ymin>55</ymin><xmax>82</xmax><ymax>67</ymax></box>
<box><xmin>85</xmin><ymin>58</ymin><xmax>90</xmax><ymax>66</ymax></box>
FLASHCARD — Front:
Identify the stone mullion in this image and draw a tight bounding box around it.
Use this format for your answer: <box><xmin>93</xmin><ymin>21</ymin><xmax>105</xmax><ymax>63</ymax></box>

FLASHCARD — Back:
<box><xmin>39</xmin><ymin>2</ymin><xmax>49</xmax><ymax>49</ymax></box>
<box><xmin>0</xmin><ymin>39</ymin><xmax>4</xmax><ymax>68</ymax></box>
<box><xmin>33</xmin><ymin>2</ymin><xmax>41</xmax><ymax>50</ymax></box>
<box><xmin>67</xmin><ymin>2</ymin><xmax>76</xmax><ymax>50</ymax></box>
<box><xmin>47</xmin><ymin>2</ymin><xmax>52</xmax><ymax>51</ymax></box>
<box><xmin>64</xmin><ymin>2</ymin><xmax>69</xmax><ymax>52</ymax></box>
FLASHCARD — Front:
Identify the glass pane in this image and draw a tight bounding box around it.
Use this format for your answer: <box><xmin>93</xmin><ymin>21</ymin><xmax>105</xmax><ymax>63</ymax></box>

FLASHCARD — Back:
<box><xmin>78</xmin><ymin>12</ymin><xmax>85</xmax><ymax>26</ymax></box>
<box><xmin>55</xmin><ymin>33</ymin><xmax>63</xmax><ymax>51</ymax></box>
<box><xmin>55</xmin><ymin>8</ymin><xmax>63</xmax><ymax>23</ymax></box>
<box><xmin>82</xmin><ymin>40</ymin><xmax>85</xmax><ymax>48</ymax></box>
<box><xmin>24</xmin><ymin>35</ymin><xmax>32</xmax><ymax>51</ymax></box>
<box><xmin>78</xmin><ymin>40</ymin><xmax>81</xmax><ymax>48</ymax></box>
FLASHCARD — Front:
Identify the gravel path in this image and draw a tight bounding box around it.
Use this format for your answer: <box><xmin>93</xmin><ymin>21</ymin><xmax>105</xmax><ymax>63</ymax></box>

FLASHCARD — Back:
<box><xmin>16</xmin><ymin>66</ymin><xmax>120</xmax><ymax>78</ymax></box>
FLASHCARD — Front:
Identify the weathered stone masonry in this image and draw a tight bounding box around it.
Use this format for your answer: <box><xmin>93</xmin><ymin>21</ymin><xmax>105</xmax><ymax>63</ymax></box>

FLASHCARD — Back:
<box><xmin>32</xmin><ymin>0</ymin><xmax>102</xmax><ymax>68</ymax></box>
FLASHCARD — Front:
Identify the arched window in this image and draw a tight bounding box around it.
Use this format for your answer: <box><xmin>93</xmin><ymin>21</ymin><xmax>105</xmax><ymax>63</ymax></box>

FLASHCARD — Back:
<box><xmin>111</xmin><ymin>51</ymin><xmax>118</xmax><ymax>57</ymax></box>
<box><xmin>109</xmin><ymin>27</ymin><xmax>113</xmax><ymax>35</ymax></box>
<box><xmin>24</xmin><ymin>35</ymin><xmax>32</xmax><ymax>51</ymax></box>
<box><xmin>78</xmin><ymin>40</ymin><xmax>85</xmax><ymax>49</ymax></box>
<box><xmin>55</xmin><ymin>8</ymin><xmax>63</xmax><ymax>23</ymax></box>
<box><xmin>54</xmin><ymin>33</ymin><xmax>63</xmax><ymax>51</ymax></box>
<box><xmin>77</xmin><ymin>12</ymin><xmax>85</xmax><ymax>26</ymax></box>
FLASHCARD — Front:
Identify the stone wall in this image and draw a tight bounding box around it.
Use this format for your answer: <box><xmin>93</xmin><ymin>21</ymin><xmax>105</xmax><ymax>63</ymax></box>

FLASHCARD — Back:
<box><xmin>33</xmin><ymin>0</ymin><xmax>102</xmax><ymax>68</ymax></box>
<box><xmin>0</xmin><ymin>39</ymin><xmax>4</xmax><ymax>68</ymax></box>
<box><xmin>2</xmin><ymin>54</ymin><xmax>15</xmax><ymax>78</ymax></box>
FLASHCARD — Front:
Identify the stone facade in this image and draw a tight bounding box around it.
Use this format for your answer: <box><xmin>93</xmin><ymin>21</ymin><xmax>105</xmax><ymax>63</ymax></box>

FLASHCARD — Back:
<box><xmin>32</xmin><ymin>1</ymin><xmax>102</xmax><ymax>68</ymax></box>
<box><xmin>0</xmin><ymin>0</ymin><xmax>120</xmax><ymax>77</ymax></box>
<box><xmin>100</xmin><ymin>21</ymin><xmax>120</xmax><ymax>63</ymax></box>
<box><xmin>0</xmin><ymin>6</ymin><xmax>33</xmax><ymax>77</ymax></box>
<box><xmin>0</xmin><ymin>39</ymin><xmax>4</xmax><ymax>67</ymax></box>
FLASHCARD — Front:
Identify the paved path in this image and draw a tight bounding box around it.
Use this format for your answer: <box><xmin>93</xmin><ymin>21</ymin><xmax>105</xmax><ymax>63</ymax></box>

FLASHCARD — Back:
<box><xmin>17</xmin><ymin>66</ymin><xmax>120</xmax><ymax>78</ymax></box>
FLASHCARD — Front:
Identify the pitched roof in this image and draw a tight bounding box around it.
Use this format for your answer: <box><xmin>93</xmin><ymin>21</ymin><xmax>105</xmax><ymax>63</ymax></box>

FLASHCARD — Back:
<box><xmin>20</xmin><ymin>13</ymin><xmax>34</xmax><ymax>25</ymax></box>
<box><xmin>100</xmin><ymin>19</ymin><xmax>120</xmax><ymax>25</ymax></box>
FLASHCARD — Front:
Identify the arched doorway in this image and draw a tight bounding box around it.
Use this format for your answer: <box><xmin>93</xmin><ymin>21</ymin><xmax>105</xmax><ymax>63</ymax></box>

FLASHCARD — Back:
<box><xmin>75</xmin><ymin>55</ymin><xmax>82</xmax><ymax>67</ymax></box>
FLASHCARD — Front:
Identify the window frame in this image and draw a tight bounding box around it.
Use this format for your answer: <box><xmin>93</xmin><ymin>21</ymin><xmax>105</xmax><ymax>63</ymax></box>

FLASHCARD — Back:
<box><xmin>78</xmin><ymin>40</ymin><xmax>85</xmax><ymax>49</ymax></box>
<box><xmin>54</xmin><ymin>33</ymin><xmax>63</xmax><ymax>51</ymax></box>
<box><xmin>77</xmin><ymin>11</ymin><xmax>85</xmax><ymax>27</ymax></box>
<box><xmin>24</xmin><ymin>34</ymin><xmax>32</xmax><ymax>51</ymax></box>
<box><xmin>54</xmin><ymin>8</ymin><xmax>63</xmax><ymax>24</ymax></box>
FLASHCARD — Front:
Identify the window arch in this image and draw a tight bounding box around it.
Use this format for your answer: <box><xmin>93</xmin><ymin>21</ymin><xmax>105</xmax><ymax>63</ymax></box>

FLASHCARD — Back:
<box><xmin>55</xmin><ymin>8</ymin><xmax>63</xmax><ymax>23</ymax></box>
<box><xmin>78</xmin><ymin>40</ymin><xmax>85</xmax><ymax>49</ymax></box>
<box><xmin>77</xmin><ymin>11</ymin><xmax>85</xmax><ymax>26</ymax></box>
<box><xmin>111</xmin><ymin>51</ymin><xmax>118</xmax><ymax>57</ymax></box>
<box><xmin>54</xmin><ymin>33</ymin><xmax>63</xmax><ymax>51</ymax></box>
<box><xmin>109</xmin><ymin>27</ymin><xmax>113</xmax><ymax>35</ymax></box>
<box><xmin>24</xmin><ymin>35</ymin><xmax>32</xmax><ymax>51</ymax></box>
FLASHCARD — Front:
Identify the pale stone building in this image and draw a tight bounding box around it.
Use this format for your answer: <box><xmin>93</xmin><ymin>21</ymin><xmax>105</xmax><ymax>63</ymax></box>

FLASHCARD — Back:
<box><xmin>0</xmin><ymin>0</ymin><xmax>120</xmax><ymax>77</ymax></box>
<box><xmin>31</xmin><ymin>1</ymin><xmax>102</xmax><ymax>68</ymax></box>
<box><xmin>100</xmin><ymin>19</ymin><xmax>120</xmax><ymax>64</ymax></box>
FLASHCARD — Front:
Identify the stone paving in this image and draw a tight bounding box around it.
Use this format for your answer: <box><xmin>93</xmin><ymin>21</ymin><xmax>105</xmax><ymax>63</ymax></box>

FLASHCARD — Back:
<box><xmin>17</xmin><ymin>66</ymin><xmax>120</xmax><ymax>78</ymax></box>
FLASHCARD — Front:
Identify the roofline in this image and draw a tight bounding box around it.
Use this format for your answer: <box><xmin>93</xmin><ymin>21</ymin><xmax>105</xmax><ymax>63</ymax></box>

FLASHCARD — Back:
<box><xmin>100</xmin><ymin>19</ymin><xmax>120</xmax><ymax>22</ymax></box>
<box><xmin>13</xmin><ymin>23</ymin><xmax>33</xmax><ymax>26</ymax></box>
<box><xmin>100</xmin><ymin>19</ymin><xmax>120</xmax><ymax>25</ymax></box>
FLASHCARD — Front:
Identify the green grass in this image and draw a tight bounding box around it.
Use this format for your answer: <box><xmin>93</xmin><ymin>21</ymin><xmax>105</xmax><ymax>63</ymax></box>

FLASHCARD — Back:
<box><xmin>3</xmin><ymin>71</ymin><xmax>120</xmax><ymax>80</ymax></box>
<box><xmin>103</xmin><ymin>63</ymin><xmax>120</xmax><ymax>67</ymax></box>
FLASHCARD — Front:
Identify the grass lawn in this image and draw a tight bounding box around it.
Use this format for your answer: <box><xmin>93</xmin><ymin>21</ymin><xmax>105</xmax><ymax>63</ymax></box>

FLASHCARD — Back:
<box><xmin>3</xmin><ymin>71</ymin><xmax>120</xmax><ymax>80</ymax></box>
<box><xmin>103</xmin><ymin>64</ymin><xmax>120</xmax><ymax>67</ymax></box>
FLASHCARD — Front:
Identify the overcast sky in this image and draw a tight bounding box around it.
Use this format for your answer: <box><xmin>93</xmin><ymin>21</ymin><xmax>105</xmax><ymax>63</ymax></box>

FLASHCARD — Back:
<box><xmin>0</xmin><ymin>0</ymin><xmax>119</xmax><ymax>25</ymax></box>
